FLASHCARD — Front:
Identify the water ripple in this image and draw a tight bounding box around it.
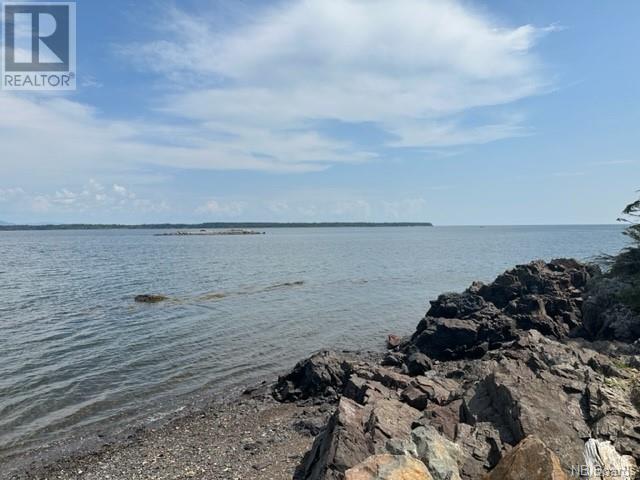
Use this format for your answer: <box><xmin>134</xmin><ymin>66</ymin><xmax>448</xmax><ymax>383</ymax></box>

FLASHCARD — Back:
<box><xmin>0</xmin><ymin>226</ymin><xmax>627</xmax><ymax>464</ymax></box>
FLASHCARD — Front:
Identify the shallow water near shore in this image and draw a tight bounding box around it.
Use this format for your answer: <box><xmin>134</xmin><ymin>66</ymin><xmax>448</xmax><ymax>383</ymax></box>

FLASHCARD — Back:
<box><xmin>0</xmin><ymin>225</ymin><xmax>627</xmax><ymax>468</ymax></box>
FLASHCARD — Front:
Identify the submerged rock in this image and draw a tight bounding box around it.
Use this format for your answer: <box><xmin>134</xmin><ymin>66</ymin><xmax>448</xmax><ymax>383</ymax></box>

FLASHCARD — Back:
<box><xmin>134</xmin><ymin>294</ymin><xmax>168</xmax><ymax>303</ymax></box>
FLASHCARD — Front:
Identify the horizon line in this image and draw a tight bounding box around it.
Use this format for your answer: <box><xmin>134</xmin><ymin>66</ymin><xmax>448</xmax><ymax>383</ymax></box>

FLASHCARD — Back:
<box><xmin>0</xmin><ymin>221</ymin><xmax>624</xmax><ymax>231</ymax></box>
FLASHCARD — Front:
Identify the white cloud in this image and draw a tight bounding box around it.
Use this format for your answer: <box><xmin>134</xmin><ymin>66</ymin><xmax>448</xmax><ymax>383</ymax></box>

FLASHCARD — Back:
<box><xmin>135</xmin><ymin>0</ymin><xmax>552</xmax><ymax>152</ymax></box>
<box><xmin>0</xmin><ymin>187</ymin><xmax>25</xmax><ymax>202</ymax></box>
<box><xmin>262</xmin><ymin>188</ymin><xmax>428</xmax><ymax>221</ymax></box>
<box><xmin>1</xmin><ymin>0</ymin><xmax>555</xmax><ymax>188</ymax></box>
<box><xmin>0</xmin><ymin>180</ymin><xmax>168</xmax><ymax>216</ymax></box>
<box><xmin>112</xmin><ymin>184</ymin><xmax>137</xmax><ymax>198</ymax></box>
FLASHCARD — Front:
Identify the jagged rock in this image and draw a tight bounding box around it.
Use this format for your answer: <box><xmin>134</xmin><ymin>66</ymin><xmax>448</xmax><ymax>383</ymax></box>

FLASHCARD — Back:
<box><xmin>299</xmin><ymin>397</ymin><xmax>422</xmax><ymax>480</ymax></box>
<box><xmin>411</xmin><ymin>426</ymin><xmax>463</xmax><ymax>480</ymax></box>
<box><xmin>273</xmin><ymin>351</ymin><xmax>358</xmax><ymax>402</ymax></box>
<box><xmin>410</xmin><ymin>260</ymin><xmax>596</xmax><ymax>360</ymax></box>
<box><xmin>459</xmin><ymin>331</ymin><xmax>592</xmax><ymax>470</ymax></box>
<box><xmin>406</xmin><ymin>353</ymin><xmax>433</xmax><ymax>376</ymax></box>
<box><xmin>454</xmin><ymin>423</ymin><xmax>504</xmax><ymax>477</ymax></box>
<box><xmin>582</xmin><ymin>438</ymin><xmax>637</xmax><ymax>480</ymax></box>
<box><xmin>483</xmin><ymin>436</ymin><xmax>567</xmax><ymax>479</ymax></box>
<box><xmin>345</xmin><ymin>455</ymin><xmax>433</xmax><ymax>480</ymax></box>
<box><xmin>344</xmin><ymin>375</ymin><xmax>397</xmax><ymax>405</ymax></box>
<box><xmin>427</xmin><ymin>292</ymin><xmax>487</xmax><ymax>319</ymax></box>
<box><xmin>412</xmin><ymin>317</ymin><xmax>493</xmax><ymax>360</ymax></box>
<box><xmin>401</xmin><ymin>376</ymin><xmax>459</xmax><ymax>411</ymax></box>
<box><xmin>477</xmin><ymin>259</ymin><xmax>594</xmax><ymax>310</ymax></box>
<box><xmin>583</xmin><ymin>277</ymin><xmax>640</xmax><ymax>343</ymax></box>
<box><xmin>385</xmin><ymin>438</ymin><xmax>418</xmax><ymax>457</ymax></box>
<box><xmin>381</xmin><ymin>352</ymin><xmax>405</xmax><ymax>367</ymax></box>
<box><xmin>632</xmin><ymin>381</ymin><xmax>640</xmax><ymax>412</ymax></box>
<box><xmin>353</xmin><ymin>365</ymin><xmax>411</xmax><ymax>391</ymax></box>
<box><xmin>584</xmin><ymin>377</ymin><xmax>640</xmax><ymax>459</ymax></box>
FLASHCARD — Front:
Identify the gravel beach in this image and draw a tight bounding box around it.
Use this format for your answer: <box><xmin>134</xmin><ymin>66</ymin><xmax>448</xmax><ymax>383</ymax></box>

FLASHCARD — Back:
<box><xmin>6</xmin><ymin>392</ymin><xmax>329</xmax><ymax>480</ymax></box>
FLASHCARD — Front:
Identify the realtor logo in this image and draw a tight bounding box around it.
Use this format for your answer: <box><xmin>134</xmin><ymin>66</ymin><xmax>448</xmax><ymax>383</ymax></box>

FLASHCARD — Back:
<box><xmin>2</xmin><ymin>2</ymin><xmax>76</xmax><ymax>90</ymax></box>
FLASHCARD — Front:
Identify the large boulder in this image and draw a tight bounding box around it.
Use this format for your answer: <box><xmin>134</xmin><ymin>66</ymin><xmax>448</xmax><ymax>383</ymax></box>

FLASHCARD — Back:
<box><xmin>345</xmin><ymin>455</ymin><xmax>432</xmax><ymax>480</ymax></box>
<box><xmin>483</xmin><ymin>436</ymin><xmax>567</xmax><ymax>480</ymax></box>
<box><xmin>274</xmin><ymin>351</ymin><xmax>359</xmax><ymax>402</ymax></box>
<box><xmin>411</xmin><ymin>426</ymin><xmax>464</xmax><ymax>480</ymax></box>
<box><xmin>298</xmin><ymin>397</ymin><xmax>422</xmax><ymax>480</ymax></box>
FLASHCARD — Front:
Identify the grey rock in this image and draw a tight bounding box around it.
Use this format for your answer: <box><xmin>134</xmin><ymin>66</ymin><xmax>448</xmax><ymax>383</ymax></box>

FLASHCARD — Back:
<box><xmin>412</xmin><ymin>426</ymin><xmax>463</xmax><ymax>480</ymax></box>
<box><xmin>583</xmin><ymin>277</ymin><xmax>640</xmax><ymax>343</ymax></box>
<box><xmin>582</xmin><ymin>438</ymin><xmax>637</xmax><ymax>480</ymax></box>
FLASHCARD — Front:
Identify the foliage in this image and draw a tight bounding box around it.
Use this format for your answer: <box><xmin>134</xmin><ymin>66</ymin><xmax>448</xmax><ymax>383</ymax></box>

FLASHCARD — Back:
<box><xmin>610</xmin><ymin>194</ymin><xmax>640</xmax><ymax>277</ymax></box>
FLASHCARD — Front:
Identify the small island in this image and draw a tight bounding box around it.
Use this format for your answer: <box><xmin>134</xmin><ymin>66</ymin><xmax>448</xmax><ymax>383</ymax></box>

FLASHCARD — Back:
<box><xmin>154</xmin><ymin>229</ymin><xmax>266</xmax><ymax>237</ymax></box>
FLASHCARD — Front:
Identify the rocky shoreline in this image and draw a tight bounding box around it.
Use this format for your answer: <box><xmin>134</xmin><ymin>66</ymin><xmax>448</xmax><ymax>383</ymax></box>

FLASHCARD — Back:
<box><xmin>275</xmin><ymin>259</ymin><xmax>640</xmax><ymax>479</ymax></box>
<box><xmin>7</xmin><ymin>259</ymin><xmax>640</xmax><ymax>479</ymax></box>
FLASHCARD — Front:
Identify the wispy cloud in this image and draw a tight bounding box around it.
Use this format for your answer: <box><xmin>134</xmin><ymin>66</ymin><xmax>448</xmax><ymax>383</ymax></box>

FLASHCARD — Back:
<box><xmin>1</xmin><ymin>0</ymin><xmax>556</xmax><ymax>198</ymax></box>
<box><xmin>125</xmin><ymin>0</ymin><xmax>553</xmax><ymax>166</ymax></box>
<box><xmin>0</xmin><ymin>180</ymin><xmax>168</xmax><ymax>216</ymax></box>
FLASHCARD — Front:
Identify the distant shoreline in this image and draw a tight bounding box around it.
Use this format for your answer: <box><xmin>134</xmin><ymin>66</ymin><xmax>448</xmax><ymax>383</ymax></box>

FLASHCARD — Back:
<box><xmin>0</xmin><ymin>222</ymin><xmax>433</xmax><ymax>232</ymax></box>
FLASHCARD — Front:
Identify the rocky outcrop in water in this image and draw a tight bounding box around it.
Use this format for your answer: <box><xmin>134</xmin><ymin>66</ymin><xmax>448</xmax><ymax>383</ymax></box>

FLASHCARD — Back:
<box><xmin>134</xmin><ymin>294</ymin><xmax>168</xmax><ymax>303</ymax></box>
<box><xmin>276</xmin><ymin>259</ymin><xmax>640</xmax><ymax>480</ymax></box>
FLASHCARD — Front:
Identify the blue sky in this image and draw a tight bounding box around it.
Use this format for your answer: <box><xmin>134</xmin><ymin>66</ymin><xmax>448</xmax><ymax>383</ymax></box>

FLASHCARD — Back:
<box><xmin>1</xmin><ymin>0</ymin><xmax>639</xmax><ymax>225</ymax></box>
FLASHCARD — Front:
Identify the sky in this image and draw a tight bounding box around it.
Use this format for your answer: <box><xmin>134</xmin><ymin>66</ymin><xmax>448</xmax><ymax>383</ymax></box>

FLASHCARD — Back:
<box><xmin>0</xmin><ymin>0</ymin><xmax>639</xmax><ymax>225</ymax></box>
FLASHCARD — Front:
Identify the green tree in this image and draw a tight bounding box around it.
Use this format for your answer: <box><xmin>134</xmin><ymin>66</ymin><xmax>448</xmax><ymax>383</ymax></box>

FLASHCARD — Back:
<box><xmin>611</xmin><ymin>193</ymin><xmax>640</xmax><ymax>277</ymax></box>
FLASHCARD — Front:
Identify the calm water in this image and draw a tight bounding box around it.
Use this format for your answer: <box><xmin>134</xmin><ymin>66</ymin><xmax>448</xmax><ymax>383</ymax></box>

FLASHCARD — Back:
<box><xmin>0</xmin><ymin>225</ymin><xmax>627</xmax><ymax>467</ymax></box>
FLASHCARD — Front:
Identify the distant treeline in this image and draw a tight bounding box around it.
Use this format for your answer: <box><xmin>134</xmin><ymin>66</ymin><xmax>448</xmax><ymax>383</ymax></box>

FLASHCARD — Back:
<box><xmin>0</xmin><ymin>222</ymin><xmax>433</xmax><ymax>231</ymax></box>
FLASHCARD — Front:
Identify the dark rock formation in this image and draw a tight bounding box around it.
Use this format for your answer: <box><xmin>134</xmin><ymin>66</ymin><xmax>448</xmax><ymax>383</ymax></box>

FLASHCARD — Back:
<box><xmin>277</xmin><ymin>260</ymin><xmax>640</xmax><ymax>480</ymax></box>
<box><xmin>274</xmin><ymin>351</ymin><xmax>358</xmax><ymax>403</ymax></box>
<box><xmin>410</xmin><ymin>259</ymin><xmax>597</xmax><ymax>360</ymax></box>
<box><xmin>583</xmin><ymin>276</ymin><xmax>640</xmax><ymax>343</ymax></box>
<box><xmin>134</xmin><ymin>294</ymin><xmax>168</xmax><ymax>303</ymax></box>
